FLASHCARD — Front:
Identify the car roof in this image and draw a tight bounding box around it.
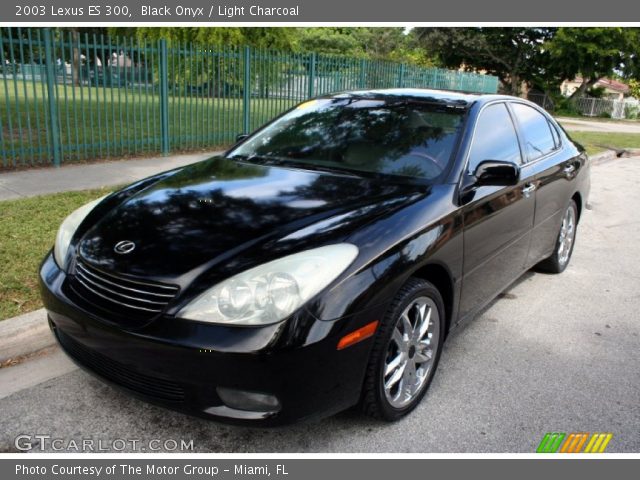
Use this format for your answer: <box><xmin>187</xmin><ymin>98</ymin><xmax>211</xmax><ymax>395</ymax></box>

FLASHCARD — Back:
<box><xmin>325</xmin><ymin>88</ymin><xmax>519</xmax><ymax>109</ymax></box>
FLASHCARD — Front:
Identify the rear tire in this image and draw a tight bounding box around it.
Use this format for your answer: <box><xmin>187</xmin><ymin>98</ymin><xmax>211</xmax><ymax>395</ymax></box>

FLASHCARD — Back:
<box><xmin>361</xmin><ymin>278</ymin><xmax>445</xmax><ymax>421</ymax></box>
<box><xmin>536</xmin><ymin>200</ymin><xmax>578</xmax><ymax>274</ymax></box>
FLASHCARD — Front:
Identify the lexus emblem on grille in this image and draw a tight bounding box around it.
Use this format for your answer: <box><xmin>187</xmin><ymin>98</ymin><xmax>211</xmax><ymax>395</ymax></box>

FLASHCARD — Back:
<box><xmin>114</xmin><ymin>240</ymin><xmax>136</xmax><ymax>255</ymax></box>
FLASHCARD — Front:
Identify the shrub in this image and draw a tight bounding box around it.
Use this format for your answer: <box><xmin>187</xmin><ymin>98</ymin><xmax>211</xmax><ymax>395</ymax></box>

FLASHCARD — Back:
<box><xmin>587</xmin><ymin>86</ymin><xmax>606</xmax><ymax>98</ymax></box>
<box><xmin>625</xmin><ymin>104</ymin><xmax>639</xmax><ymax>119</ymax></box>
<box><xmin>554</xmin><ymin>97</ymin><xmax>581</xmax><ymax>117</ymax></box>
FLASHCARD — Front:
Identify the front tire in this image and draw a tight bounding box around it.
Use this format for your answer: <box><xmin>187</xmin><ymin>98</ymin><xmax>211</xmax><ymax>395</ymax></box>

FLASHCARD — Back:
<box><xmin>361</xmin><ymin>278</ymin><xmax>445</xmax><ymax>421</ymax></box>
<box><xmin>537</xmin><ymin>200</ymin><xmax>578</xmax><ymax>274</ymax></box>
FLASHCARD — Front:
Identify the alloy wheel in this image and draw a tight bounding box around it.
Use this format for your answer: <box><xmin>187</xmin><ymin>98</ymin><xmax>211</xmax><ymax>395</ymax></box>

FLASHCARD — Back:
<box><xmin>382</xmin><ymin>296</ymin><xmax>440</xmax><ymax>409</ymax></box>
<box><xmin>558</xmin><ymin>205</ymin><xmax>576</xmax><ymax>266</ymax></box>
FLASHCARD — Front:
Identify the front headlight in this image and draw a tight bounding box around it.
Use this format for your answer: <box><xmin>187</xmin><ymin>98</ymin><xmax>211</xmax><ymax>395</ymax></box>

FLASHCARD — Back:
<box><xmin>53</xmin><ymin>195</ymin><xmax>108</xmax><ymax>271</ymax></box>
<box><xmin>177</xmin><ymin>244</ymin><xmax>359</xmax><ymax>326</ymax></box>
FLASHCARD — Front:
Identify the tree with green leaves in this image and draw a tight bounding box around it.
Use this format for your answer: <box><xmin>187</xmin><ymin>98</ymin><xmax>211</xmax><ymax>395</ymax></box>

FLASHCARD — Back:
<box><xmin>546</xmin><ymin>27</ymin><xmax>640</xmax><ymax>99</ymax></box>
<box><xmin>628</xmin><ymin>79</ymin><xmax>640</xmax><ymax>99</ymax></box>
<box><xmin>295</xmin><ymin>28</ymin><xmax>363</xmax><ymax>56</ymax></box>
<box><xmin>296</xmin><ymin>28</ymin><xmax>434</xmax><ymax>66</ymax></box>
<box><xmin>108</xmin><ymin>27</ymin><xmax>434</xmax><ymax>66</ymax></box>
<box><xmin>108</xmin><ymin>27</ymin><xmax>297</xmax><ymax>50</ymax></box>
<box><xmin>415</xmin><ymin>27</ymin><xmax>555</xmax><ymax>96</ymax></box>
<box><xmin>416</xmin><ymin>27</ymin><xmax>640</xmax><ymax>99</ymax></box>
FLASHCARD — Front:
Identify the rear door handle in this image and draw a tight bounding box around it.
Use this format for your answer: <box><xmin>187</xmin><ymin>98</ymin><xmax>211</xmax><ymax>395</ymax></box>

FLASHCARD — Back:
<box><xmin>522</xmin><ymin>183</ymin><xmax>536</xmax><ymax>197</ymax></box>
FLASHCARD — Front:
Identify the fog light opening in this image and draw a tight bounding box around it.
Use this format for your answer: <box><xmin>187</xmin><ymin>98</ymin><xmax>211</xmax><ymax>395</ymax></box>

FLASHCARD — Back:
<box><xmin>216</xmin><ymin>387</ymin><xmax>281</xmax><ymax>413</ymax></box>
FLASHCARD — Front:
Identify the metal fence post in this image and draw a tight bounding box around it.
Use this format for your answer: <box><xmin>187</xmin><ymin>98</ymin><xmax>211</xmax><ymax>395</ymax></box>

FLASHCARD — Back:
<box><xmin>43</xmin><ymin>28</ymin><xmax>61</xmax><ymax>167</ymax></box>
<box><xmin>308</xmin><ymin>53</ymin><xmax>316</xmax><ymax>98</ymax></box>
<box><xmin>242</xmin><ymin>46</ymin><xmax>251</xmax><ymax>134</ymax></box>
<box><xmin>398</xmin><ymin>63</ymin><xmax>405</xmax><ymax>88</ymax></box>
<box><xmin>159</xmin><ymin>39</ymin><xmax>170</xmax><ymax>156</ymax></box>
<box><xmin>359</xmin><ymin>58</ymin><xmax>367</xmax><ymax>88</ymax></box>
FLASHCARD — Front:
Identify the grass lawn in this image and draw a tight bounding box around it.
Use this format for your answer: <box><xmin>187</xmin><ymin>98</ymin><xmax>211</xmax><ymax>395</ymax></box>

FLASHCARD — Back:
<box><xmin>0</xmin><ymin>187</ymin><xmax>113</xmax><ymax>320</ymax></box>
<box><xmin>567</xmin><ymin>131</ymin><xmax>640</xmax><ymax>156</ymax></box>
<box><xmin>0</xmin><ymin>79</ymin><xmax>294</xmax><ymax>169</ymax></box>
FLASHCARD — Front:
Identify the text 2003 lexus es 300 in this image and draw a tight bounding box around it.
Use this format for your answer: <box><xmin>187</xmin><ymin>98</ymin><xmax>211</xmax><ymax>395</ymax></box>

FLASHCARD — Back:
<box><xmin>40</xmin><ymin>89</ymin><xmax>590</xmax><ymax>425</ymax></box>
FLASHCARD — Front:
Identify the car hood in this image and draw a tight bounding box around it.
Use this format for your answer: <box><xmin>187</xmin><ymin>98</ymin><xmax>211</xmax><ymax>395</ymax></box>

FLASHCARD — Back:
<box><xmin>77</xmin><ymin>157</ymin><xmax>423</xmax><ymax>282</ymax></box>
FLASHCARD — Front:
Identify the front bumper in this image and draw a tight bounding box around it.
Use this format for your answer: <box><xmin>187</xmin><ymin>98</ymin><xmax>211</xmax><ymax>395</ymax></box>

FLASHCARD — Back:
<box><xmin>39</xmin><ymin>253</ymin><xmax>381</xmax><ymax>426</ymax></box>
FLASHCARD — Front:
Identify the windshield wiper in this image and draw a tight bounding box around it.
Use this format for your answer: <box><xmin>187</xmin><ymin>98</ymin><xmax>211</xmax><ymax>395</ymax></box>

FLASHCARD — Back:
<box><xmin>233</xmin><ymin>154</ymin><xmax>369</xmax><ymax>177</ymax></box>
<box><xmin>263</xmin><ymin>158</ymin><xmax>372</xmax><ymax>176</ymax></box>
<box><xmin>227</xmin><ymin>154</ymin><xmax>273</xmax><ymax>164</ymax></box>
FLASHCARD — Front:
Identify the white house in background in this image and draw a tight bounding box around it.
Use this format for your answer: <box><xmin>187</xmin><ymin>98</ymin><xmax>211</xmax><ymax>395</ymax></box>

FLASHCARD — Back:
<box><xmin>561</xmin><ymin>77</ymin><xmax>630</xmax><ymax>100</ymax></box>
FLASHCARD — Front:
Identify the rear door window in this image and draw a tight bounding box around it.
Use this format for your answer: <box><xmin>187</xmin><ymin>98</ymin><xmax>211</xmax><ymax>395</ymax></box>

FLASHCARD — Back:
<box><xmin>511</xmin><ymin>103</ymin><xmax>557</xmax><ymax>161</ymax></box>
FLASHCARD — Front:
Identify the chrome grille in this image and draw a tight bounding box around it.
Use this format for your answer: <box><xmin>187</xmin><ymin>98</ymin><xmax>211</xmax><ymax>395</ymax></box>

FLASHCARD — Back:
<box><xmin>70</xmin><ymin>259</ymin><xmax>179</xmax><ymax>324</ymax></box>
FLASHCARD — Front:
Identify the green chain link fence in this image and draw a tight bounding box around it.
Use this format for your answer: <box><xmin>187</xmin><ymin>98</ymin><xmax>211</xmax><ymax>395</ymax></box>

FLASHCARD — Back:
<box><xmin>0</xmin><ymin>28</ymin><xmax>499</xmax><ymax>169</ymax></box>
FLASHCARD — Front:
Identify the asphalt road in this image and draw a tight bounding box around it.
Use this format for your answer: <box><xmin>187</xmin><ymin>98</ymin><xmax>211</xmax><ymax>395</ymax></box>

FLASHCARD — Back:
<box><xmin>1</xmin><ymin>156</ymin><xmax>639</xmax><ymax>453</ymax></box>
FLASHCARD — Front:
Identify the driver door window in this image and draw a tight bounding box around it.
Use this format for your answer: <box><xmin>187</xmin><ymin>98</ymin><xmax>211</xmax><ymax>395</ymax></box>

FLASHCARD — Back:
<box><xmin>467</xmin><ymin>103</ymin><xmax>522</xmax><ymax>174</ymax></box>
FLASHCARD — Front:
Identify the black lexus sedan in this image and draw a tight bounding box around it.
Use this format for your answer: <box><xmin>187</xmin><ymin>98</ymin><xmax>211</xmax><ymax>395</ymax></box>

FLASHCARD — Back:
<box><xmin>40</xmin><ymin>88</ymin><xmax>590</xmax><ymax>425</ymax></box>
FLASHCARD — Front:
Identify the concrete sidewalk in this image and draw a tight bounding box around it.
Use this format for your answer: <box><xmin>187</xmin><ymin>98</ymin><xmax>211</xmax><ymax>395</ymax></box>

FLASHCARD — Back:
<box><xmin>0</xmin><ymin>151</ymin><xmax>220</xmax><ymax>201</ymax></box>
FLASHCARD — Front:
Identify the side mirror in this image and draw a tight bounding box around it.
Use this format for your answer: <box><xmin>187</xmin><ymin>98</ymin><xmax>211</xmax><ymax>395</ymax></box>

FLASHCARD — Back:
<box><xmin>474</xmin><ymin>160</ymin><xmax>520</xmax><ymax>187</ymax></box>
<box><xmin>235</xmin><ymin>134</ymin><xmax>249</xmax><ymax>143</ymax></box>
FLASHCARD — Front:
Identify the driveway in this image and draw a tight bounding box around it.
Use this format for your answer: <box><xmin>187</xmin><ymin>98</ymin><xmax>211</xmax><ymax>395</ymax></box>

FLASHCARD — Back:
<box><xmin>1</xmin><ymin>156</ymin><xmax>639</xmax><ymax>453</ymax></box>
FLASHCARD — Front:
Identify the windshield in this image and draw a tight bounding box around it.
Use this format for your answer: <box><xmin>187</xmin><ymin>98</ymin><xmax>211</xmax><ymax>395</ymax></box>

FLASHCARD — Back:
<box><xmin>227</xmin><ymin>97</ymin><xmax>466</xmax><ymax>181</ymax></box>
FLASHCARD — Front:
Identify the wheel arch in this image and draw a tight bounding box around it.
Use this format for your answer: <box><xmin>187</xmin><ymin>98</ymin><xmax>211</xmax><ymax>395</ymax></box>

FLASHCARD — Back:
<box><xmin>572</xmin><ymin>192</ymin><xmax>583</xmax><ymax>223</ymax></box>
<box><xmin>409</xmin><ymin>262</ymin><xmax>454</xmax><ymax>335</ymax></box>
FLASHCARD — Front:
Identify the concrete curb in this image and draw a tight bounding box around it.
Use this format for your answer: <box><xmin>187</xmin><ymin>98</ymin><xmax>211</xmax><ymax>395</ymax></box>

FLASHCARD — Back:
<box><xmin>590</xmin><ymin>149</ymin><xmax>640</xmax><ymax>166</ymax></box>
<box><xmin>625</xmin><ymin>148</ymin><xmax>640</xmax><ymax>157</ymax></box>
<box><xmin>590</xmin><ymin>150</ymin><xmax>618</xmax><ymax>165</ymax></box>
<box><xmin>0</xmin><ymin>309</ymin><xmax>54</xmax><ymax>363</ymax></box>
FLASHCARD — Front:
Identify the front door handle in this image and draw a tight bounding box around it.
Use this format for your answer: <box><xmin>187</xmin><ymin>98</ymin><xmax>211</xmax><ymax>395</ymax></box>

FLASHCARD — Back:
<box><xmin>522</xmin><ymin>183</ymin><xmax>536</xmax><ymax>198</ymax></box>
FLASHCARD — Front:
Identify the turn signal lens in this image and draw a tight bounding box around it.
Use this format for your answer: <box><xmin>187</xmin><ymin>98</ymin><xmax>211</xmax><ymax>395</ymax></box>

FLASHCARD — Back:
<box><xmin>337</xmin><ymin>321</ymin><xmax>379</xmax><ymax>350</ymax></box>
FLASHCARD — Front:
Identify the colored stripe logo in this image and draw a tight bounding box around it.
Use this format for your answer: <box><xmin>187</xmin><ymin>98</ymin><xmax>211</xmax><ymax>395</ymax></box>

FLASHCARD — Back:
<box><xmin>537</xmin><ymin>432</ymin><xmax>613</xmax><ymax>453</ymax></box>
